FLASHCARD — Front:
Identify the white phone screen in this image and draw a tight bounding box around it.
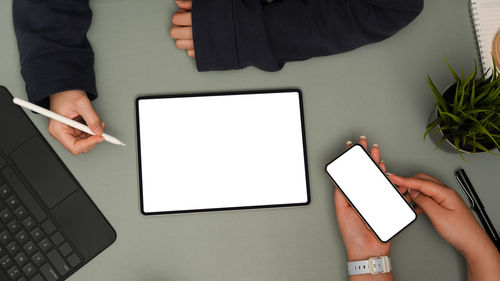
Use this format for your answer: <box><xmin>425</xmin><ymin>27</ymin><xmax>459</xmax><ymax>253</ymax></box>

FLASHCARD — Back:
<box><xmin>326</xmin><ymin>144</ymin><xmax>416</xmax><ymax>242</ymax></box>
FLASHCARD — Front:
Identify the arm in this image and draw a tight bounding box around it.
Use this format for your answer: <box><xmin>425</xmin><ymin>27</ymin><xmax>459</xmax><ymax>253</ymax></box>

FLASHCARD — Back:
<box><xmin>13</xmin><ymin>0</ymin><xmax>104</xmax><ymax>155</ymax></box>
<box><xmin>13</xmin><ymin>0</ymin><xmax>97</xmax><ymax>108</ymax></box>
<box><xmin>390</xmin><ymin>174</ymin><xmax>500</xmax><ymax>281</ymax></box>
<box><xmin>174</xmin><ymin>0</ymin><xmax>423</xmax><ymax>71</ymax></box>
<box><xmin>335</xmin><ymin>137</ymin><xmax>395</xmax><ymax>281</ymax></box>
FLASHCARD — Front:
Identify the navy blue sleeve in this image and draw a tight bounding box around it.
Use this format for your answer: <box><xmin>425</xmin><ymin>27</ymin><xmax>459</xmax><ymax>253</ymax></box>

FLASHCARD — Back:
<box><xmin>13</xmin><ymin>0</ymin><xmax>97</xmax><ymax>109</ymax></box>
<box><xmin>192</xmin><ymin>0</ymin><xmax>424</xmax><ymax>72</ymax></box>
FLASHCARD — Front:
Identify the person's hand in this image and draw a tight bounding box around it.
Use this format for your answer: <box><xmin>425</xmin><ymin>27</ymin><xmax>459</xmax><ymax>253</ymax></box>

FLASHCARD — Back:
<box><xmin>335</xmin><ymin>136</ymin><xmax>397</xmax><ymax>261</ymax></box>
<box><xmin>389</xmin><ymin>173</ymin><xmax>498</xmax><ymax>257</ymax></box>
<box><xmin>171</xmin><ymin>1</ymin><xmax>195</xmax><ymax>58</ymax></box>
<box><xmin>389</xmin><ymin>174</ymin><xmax>500</xmax><ymax>281</ymax></box>
<box><xmin>49</xmin><ymin>90</ymin><xmax>104</xmax><ymax>155</ymax></box>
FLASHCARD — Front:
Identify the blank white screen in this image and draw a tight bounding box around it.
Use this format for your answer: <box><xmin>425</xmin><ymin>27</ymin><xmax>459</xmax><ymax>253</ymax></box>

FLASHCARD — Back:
<box><xmin>326</xmin><ymin>145</ymin><xmax>416</xmax><ymax>242</ymax></box>
<box><xmin>138</xmin><ymin>92</ymin><xmax>309</xmax><ymax>213</ymax></box>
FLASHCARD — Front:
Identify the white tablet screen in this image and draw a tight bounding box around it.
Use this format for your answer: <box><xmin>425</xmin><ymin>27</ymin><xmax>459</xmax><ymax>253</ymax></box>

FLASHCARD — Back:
<box><xmin>136</xmin><ymin>91</ymin><xmax>310</xmax><ymax>214</ymax></box>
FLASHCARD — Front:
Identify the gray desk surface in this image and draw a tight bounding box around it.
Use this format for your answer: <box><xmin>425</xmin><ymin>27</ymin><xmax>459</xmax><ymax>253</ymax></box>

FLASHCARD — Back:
<box><xmin>1</xmin><ymin>1</ymin><xmax>499</xmax><ymax>280</ymax></box>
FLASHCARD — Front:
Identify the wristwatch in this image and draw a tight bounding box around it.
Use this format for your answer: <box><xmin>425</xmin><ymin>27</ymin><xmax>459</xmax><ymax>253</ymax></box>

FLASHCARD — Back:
<box><xmin>347</xmin><ymin>256</ymin><xmax>392</xmax><ymax>276</ymax></box>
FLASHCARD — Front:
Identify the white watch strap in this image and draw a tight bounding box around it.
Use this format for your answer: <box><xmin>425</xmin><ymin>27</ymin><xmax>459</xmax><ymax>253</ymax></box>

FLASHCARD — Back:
<box><xmin>347</xmin><ymin>256</ymin><xmax>392</xmax><ymax>275</ymax></box>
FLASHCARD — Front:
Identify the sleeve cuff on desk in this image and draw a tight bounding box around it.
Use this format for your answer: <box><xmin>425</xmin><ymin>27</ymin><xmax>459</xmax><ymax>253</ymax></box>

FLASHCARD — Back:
<box><xmin>20</xmin><ymin>51</ymin><xmax>98</xmax><ymax>109</ymax></box>
<box><xmin>192</xmin><ymin>0</ymin><xmax>240</xmax><ymax>71</ymax></box>
<box><xmin>192</xmin><ymin>0</ymin><xmax>283</xmax><ymax>72</ymax></box>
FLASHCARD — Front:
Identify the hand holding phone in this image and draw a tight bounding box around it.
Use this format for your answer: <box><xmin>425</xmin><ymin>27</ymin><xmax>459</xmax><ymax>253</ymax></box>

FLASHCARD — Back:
<box><xmin>328</xmin><ymin>138</ymin><xmax>416</xmax><ymax>261</ymax></box>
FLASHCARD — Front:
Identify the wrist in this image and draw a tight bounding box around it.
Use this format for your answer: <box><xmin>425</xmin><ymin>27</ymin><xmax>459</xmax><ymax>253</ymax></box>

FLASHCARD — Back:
<box><xmin>347</xmin><ymin>249</ymin><xmax>390</xmax><ymax>261</ymax></box>
<box><xmin>463</xmin><ymin>238</ymin><xmax>500</xmax><ymax>264</ymax></box>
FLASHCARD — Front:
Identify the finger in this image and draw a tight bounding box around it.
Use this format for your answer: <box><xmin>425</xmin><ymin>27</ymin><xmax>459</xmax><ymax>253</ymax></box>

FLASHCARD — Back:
<box><xmin>170</xmin><ymin>26</ymin><xmax>193</xmax><ymax>39</ymax></box>
<box><xmin>75</xmin><ymin>98</ymin><xmax>103</xmax><ymax>135</ymax></box>
<box><xmin>172</xmin><ymin>11</ymin><xmax>192</xmax><ymax>26</ymax></box>
<box><xmin>334</xmin><ymin>187</ymin><xmax>350</xmax><ymax>209</ymax></box>
<box><xmin>412</xmin><ymin>173</ymin><xmax>444</xmax><ymax>185</ymax></box>
<box><xmin>397</xmin><ymin>185</ymin><xmax>409</xmax><ymax>195</ymax></box>
<box><xmin>187</xmin><ymin>49</ymin><xmax>195</xmax><ymax>58</ymax></box>
<box><xmin>175</xmin><ymin>0</ymin><xmax>192</xmax><ymax>10</ymax></box>
<box><xmin>414</xmin><ymin>206</ymin><xmax>424</xmax><ymax>215</ymax></box>
<box><xmin>411</xmin><ymin>192</ymin><xmax>447</xmax><ymax>220</ymax></box>
<box><xmin>379</xmin><ymin>160</ymin><xmax>387</xmax><ymax>173</ymax></box>
<box><xmin>370</xmin><ymin>144</ymin><xmax>380</xmax><ymax>163</ymax></box>
<box><xmin>358</xmin><ymin>135</ymin><xmax>367</xmax><ymax>150</ymax></box>
<box><xmin>403</xmin><ymin>192</ymin><xmax>412</xmax><ymax>203</ymax></box>
<box><xmin>176</xmin><ymin>39</ymin><xmax>194</xmax><ymax>50</ymax></box>
<box><xmin>345</xmin><ymin>140</ymin><xmax>353</xmax><ymax>150</ymax></box>
<box><xmin>73</xmin><ymin>135</ymin><xmax>104</xmax><ymax>155</ymax></box>
<box><xmin>81</xmin><ymin>141</ymin><xmax>100</xmax><ymax>154</ymax></box>
<box><xmin>388</xmin><ymin>174</ymin><xmax>451</xmax><ymax>205</ymax></box>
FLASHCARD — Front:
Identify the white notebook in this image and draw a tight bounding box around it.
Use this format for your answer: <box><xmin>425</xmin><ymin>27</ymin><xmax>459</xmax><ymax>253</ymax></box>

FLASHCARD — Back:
<box><xmin>470</xmin><ymin>0</ymin><xmax>500</xmax><ymax>73</ymax></box>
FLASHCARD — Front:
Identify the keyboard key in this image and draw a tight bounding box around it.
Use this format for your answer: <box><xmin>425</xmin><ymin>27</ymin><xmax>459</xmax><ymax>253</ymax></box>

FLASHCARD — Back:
<box><xmin>38</xmin><ymin>238</ymin><xmax>52</xmax><ymax>253</ymax></box>
<box><xmin>6</xmin><ymin>195</ymin><xmax>20</xmax><ymax>209</ymax></box>
<box><xmin>66</xmin><ymin>253</ymin><xmax>81</xmax><ymax>268</ymax></box>
<box><xmin>31</xmin><ymin>252</ymin><xmax>46</xmax><ymax>267</ymax></box>
<box><xmin>14</xmin><ymin>252</ymin><xmax>28</xmax><ymax>266</ymax></box>
<box><xmin>31</xmin><ymin>274</ymin><xmax>44</xmax><ymax>281</ymax></box>
<box><xmin>0</xmin><ymin>209</ymin><xmax>12</xmax><ymax>223</ymax></box>
<box><xmin>18</xmin><ymin>277</ymin><xmax>27</xmax><ymax>281</ymax></box>
<box><xmin>1</xmin><ymin>168</ymin><xmax>47</xmax><ymax>222</ymax></box>
<box><xmin>31</xmin><ymin>228</ymin><xmax>44</xmax><ymax>242</ymax></box>
<box><xmin>58</xmin><ymin>243</ymin><xmax>72</xmax><ymax>257</ymax></box>
<box><xmin>0</xmin><ymin>231</ymin><xmax>12</xmax><ymax>245</ymax></box>
<box><xmin>15</xmin><ymin>231</ymin><xmax>29</xmax><ymax>245</ymax></box>
<box><xmin>40</xmin><ymin>263</ymin><xmax>59</xmax><ymax>281</ymax></box>
<box><xmin>23</xmin><ymin>241</ymin><xmax>37</xmax><ymax>256</ymax></box>
<box><xmin>0</xmin><ymin>255</ymin><xmax>14</xmax><ymax>269</ymax></box>
<box><xmin>13</xmin><ymin>206</ymin><xmax>28</xmax><ymax>220</ymax></box>
<box><xmin>0</xmin><ymin>246</ymin><xmax>4</xmax><ymax>256</ymax></box>
<box><xmin>22</xmin><ymin>262</ymin><xmax>37</xmax><ymax>278</ymax></box>
<box><xmin>0</xmin><ymin>184</ymin><xmax>11</xmax><ymax>198</ymax></box>
<box><xmin>6</xmin><ymin>241</ymin><xmax>20</xmax><ymax>255</ymax></box>
<box><xmin>22</xmin><ymin>217</ymin><xmax>36</xmax><ymax>231</ymax></box>
<box><xmin>50</xmin><ymin>232</ymin><xmax>64</xmax><ymax>246</ymax></box>
<box><xmin>7</xmin><ymin>220</ymin><xmax>21</xmax><ymax>234</ymax></box>
<box><xmin>7</xmin><ymin>265</ymin><xmax>22</xmax><ymax>280</ymax></box>
<box><xmin>47</xmin><ymin>250</ymin><xmax>70</xmax><ymax>276</ymax></box>
<box><xmin>41</xmin><ymin>220</ymin><xmax>56</xmax><ymax>235</ymax></box>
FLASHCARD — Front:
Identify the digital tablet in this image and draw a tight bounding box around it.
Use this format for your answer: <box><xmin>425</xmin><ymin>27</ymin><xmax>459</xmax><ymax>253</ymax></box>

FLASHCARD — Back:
<box><xmin>136</xmin><ymin>89</ymin><xmax>310</xmax><ymax>215</ymax></box>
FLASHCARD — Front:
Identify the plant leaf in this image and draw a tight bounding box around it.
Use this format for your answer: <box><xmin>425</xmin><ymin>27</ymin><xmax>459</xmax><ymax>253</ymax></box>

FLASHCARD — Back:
<box><xmin>427</xmin><ymin>76</ymin><xmax>449</xmax><ymax>111</ymax></box>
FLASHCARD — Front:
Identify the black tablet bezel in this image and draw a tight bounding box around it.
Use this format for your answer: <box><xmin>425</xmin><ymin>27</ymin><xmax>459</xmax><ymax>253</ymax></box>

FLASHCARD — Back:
<box><xmin>135</xmin><ymin>89</ymin><xmax>311</xmax><ymax>215</ymax></box>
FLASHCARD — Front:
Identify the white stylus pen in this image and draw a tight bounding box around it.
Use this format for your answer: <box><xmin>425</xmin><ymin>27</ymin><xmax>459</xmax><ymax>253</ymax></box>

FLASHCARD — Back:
<box><xmin>13</xmin><ymin>97</ymin><xmax>126</xmax><ymax>146</ymax></box>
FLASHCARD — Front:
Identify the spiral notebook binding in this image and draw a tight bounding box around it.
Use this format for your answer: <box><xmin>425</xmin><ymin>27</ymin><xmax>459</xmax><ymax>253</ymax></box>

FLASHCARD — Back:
<box><xmin>470</xmin><ymin>1</ymin><xmax>487</xmax><ymax>74</ymax></box>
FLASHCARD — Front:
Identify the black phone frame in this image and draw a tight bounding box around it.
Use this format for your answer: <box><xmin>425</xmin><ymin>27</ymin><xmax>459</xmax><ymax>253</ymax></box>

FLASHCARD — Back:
<box><xmin>325</xmin><ymin>144</ymin><xmax>417</xmax><ymax>243</ymax></box>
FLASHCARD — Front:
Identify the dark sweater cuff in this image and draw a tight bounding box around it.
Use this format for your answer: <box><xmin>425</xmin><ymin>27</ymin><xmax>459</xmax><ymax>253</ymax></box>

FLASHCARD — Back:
<box><xmin>192</xmin><ymin>0</ymin><xmax>240</xmax><ymax>71</ymax></box>
<box><xmin>21</xmin><ymin>51</ymin><xmax>97</xmax><ymax>109</ymax></box>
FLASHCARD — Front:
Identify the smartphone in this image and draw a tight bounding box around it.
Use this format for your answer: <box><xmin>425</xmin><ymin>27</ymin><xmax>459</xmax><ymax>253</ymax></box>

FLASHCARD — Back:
<box><xmin>326</xmin><ymin>144</ymin><xmax>416</xmax><ymax>243</ymax></box>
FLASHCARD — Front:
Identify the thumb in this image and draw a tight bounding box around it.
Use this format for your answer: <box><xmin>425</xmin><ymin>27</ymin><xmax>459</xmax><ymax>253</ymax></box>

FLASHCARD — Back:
<box><xmin>410</xmin><ymin>190</ymin><xmax>446</xmax><ymax>220</ymax></box>
<box><xmin>76</xmin><ymin>98</ymin><xmax>103</xmax><ymax>135</ymax></box>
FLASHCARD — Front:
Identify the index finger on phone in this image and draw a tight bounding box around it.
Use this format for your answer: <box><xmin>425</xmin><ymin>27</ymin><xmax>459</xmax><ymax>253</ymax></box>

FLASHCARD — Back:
<box><xmin>388</xmin><ymin>174</ymin><xmax>450</xmax><ymax>204</ymax></box>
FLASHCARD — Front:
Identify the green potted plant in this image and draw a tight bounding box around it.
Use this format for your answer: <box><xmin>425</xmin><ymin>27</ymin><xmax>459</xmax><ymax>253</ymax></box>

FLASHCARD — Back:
<box><xmin>425</xmin><ymin>59</ymin><xmax>500</xmax><ymax>160</ymax></box>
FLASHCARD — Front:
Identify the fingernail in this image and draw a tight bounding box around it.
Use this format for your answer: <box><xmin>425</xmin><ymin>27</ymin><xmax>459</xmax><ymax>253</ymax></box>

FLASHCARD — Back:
<box><xmin>373</xmin><ymin>144</ymin><xmax>379</xmax><ymax>147</ymax></box>
<box><xmin>386</xmin><ymin>172</ymin><xmax>392</xmax><ymax>176</ymax></box>
<box><xmin>380</xmin><ymin>160</ymin><xmax>384</xmax><ymax>163</ymax></box>
<box><xmin>409</xmin><ymin>189</ymin><xmax>420</xmax><ymax>199</ymax></box>
<box><xmin>360</xmin><ymin>135</ymin><xmax>366</xmax><ymax>140</ymax></box>
<box><xmin>346</xmin><ymin>140</ymin><xmax>352</xmax><ymax>145</ymax></box>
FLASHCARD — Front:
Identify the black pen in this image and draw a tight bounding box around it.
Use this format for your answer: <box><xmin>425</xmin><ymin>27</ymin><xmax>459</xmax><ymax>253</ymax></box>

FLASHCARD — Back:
<box><xmin>455</xmin><ymin>169</ymin><xmax>500</xmax><ymax>252</ymax></box>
